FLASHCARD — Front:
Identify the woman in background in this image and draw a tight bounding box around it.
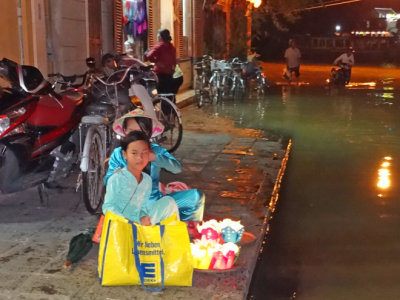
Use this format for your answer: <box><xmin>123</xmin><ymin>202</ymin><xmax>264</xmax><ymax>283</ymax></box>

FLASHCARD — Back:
<box><xmin>145</xmin><ymin>28</ymin><xmax>176</xmax><ymax>94</ymax></box>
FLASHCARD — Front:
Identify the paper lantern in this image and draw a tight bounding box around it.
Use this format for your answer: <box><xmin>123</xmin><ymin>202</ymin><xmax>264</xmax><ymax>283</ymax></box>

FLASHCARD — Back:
<box><xmin>220</xmin><ymin>219</ymin><xmax>244</xmax><ymax>243</ymax></box>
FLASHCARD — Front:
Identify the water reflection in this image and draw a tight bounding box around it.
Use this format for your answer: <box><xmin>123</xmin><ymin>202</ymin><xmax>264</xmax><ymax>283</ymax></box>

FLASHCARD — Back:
<box><xmin>346</xmin><ymin>81</ymin><xmax>376</xmax><ymax>89</ymax></box>
<box><xmin>377</xmin><ymin>156</ymin><xmax>392</xmax><ymax>191</ymax></box>
<box><xmin>203</xmin><ymin>82</ymin><xmax>400</xmax><ymax>299</ymax></box>
<box><xmin>281</xmin><ymin>86</ymin><xmax>291</xmax><ymax>104</ymax></box>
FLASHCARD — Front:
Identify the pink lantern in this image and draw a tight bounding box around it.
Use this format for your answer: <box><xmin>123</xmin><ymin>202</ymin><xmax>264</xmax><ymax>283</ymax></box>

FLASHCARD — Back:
<box><xmin>200</xmin><ymin>227</ymin><xmax>220</xmax><ymax>241</ymax></box>
<box><xmin>209</xmin><ymin>250</ymin><xmax>236</xmax><ymax>270</ymax></box>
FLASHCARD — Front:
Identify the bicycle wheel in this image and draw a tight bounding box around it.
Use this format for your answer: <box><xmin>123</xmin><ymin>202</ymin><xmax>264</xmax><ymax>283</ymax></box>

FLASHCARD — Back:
<box><xmin>232</xmin><ymin>78</ymin><xmax>244</xmax><ymax>101</ymax></box>
<box><xmin>222</xmin><ymin>76</ymin><xmax>232</xmax><ymax>100</ymax></box>
<box><xmin>81</xmin><ymin>127</ymin><xmax>105</xmax><ymax>214</ymax></box>
<box><xmin>210</xmin><ymin>78</ymin><xmax>219</xmax><ymax>104</ymax></box>
<box><xmin>256</xmin><ymin>76</ymin><xmax>265</xmax><ymax>97</ymax></box>
<box><xmin>195</xmin><ymin>77</ymin><xmax>203</xmax><ymax>108</ymax></box>
<box><xmin>152</xmin><ymin>97</ymin><xmax>183</xmax><ymax>153</ymax></box>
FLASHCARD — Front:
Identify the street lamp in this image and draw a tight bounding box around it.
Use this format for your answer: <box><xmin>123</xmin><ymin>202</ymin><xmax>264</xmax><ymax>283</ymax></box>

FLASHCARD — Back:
<box><xmin>248</xmin><ymin>0</ymin><xmax>262</xmax><ymax>8</ymax></box>
<box><xmin>335</xmin><ymin>24</ymin><xmax>341</xmax><ymax>36</ymax></box>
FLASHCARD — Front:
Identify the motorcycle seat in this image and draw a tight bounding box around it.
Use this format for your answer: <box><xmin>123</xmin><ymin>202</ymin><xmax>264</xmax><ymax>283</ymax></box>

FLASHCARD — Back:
<box><xmin>142</xmin><ymin>78</ymin><xmax>157</xmax><ymax>83</ymax></box>
<box><xmin>61</xmin><ymin>91</ymin><xmax>84</xmax><ymax>102</ymax></box>
<box><xmin>27</xmin><ymin>95</ymin><xmax>78</xmax><ymax>127</ymax></box>
<box><xmin>140</xmin><ymin>65</ymin><xmax>153</xmax><ymax>72</ymax></box>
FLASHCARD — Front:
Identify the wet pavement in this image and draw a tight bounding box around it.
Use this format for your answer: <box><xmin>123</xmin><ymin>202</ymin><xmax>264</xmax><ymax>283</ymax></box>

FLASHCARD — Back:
<box><xmin>0</xmin><ymin>100</ymin><xmax>286</xmax><ymax>299</ymax></box>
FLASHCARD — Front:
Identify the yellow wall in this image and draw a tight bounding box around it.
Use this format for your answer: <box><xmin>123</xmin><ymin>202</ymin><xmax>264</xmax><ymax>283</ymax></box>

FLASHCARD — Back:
<box><xmin>0</xmin><ymin>0</ymin><xmax>22</xmax><ymax>63</ymax></box>
<box><xmin>30</xmin><ymin>0</ymin><xmax>47</xmax><ymax>73</ymax></box>
<box><xmin>21</xmin><ymin>0</ymin><xmax>35</xmax><ymax>66</ymax></box>
<box><xmin>0</xmin><ymin>0</ymin><xmax>44</xmax><ymax>72</ymax></box>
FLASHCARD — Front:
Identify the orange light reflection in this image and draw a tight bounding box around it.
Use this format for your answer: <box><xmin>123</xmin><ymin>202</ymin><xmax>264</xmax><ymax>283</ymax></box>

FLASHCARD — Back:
<box><xmin>377</xmin><ymin>156</ymin><xmax>392</xmax><ymax>191</ymax></box>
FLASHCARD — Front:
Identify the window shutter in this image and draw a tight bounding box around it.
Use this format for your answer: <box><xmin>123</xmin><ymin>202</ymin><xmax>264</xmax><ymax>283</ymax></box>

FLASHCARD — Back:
<box><xmin>147</xmin><ymin>0</ymin><xmax>154</xmax><ymax>49</ymax></box>
<box><xmin>192</xmin><ymin>0</ymin><xmax>204</xmax><ymax>58</ymax></box>
<box><xmin>113</xmin><ymin>0</ymin><xmax>123</xmax><ymax>54</ymax></box>
<box><xmin>147</xmin><ymin>0</ymin><xmax>161</xmax><ymax>49</ymax></box>
<box><xmin>173</xmin><ymin>0</ymin><xmax>184</xmax><ymax>59</ymax></box>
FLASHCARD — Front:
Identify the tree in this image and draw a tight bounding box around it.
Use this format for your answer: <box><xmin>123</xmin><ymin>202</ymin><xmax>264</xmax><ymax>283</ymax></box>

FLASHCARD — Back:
<box><xmin>202</xmin><ymin>0</ymin><xmax>325</xmax><ymax>59</ymax></box>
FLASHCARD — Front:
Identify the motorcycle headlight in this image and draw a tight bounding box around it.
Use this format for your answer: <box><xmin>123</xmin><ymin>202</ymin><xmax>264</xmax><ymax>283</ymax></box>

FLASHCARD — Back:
<box><xmin>0</xmin><ymin>115</ymin><xmax>10</xmax><ymax>135</ymax></box>
<box><xmin>0</xmin><ymin>107</ymin><xmax>26</xmax><ymax>137</ymax></box>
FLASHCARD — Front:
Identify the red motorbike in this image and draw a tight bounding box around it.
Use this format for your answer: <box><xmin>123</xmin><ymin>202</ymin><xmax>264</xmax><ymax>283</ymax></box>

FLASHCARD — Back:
<box><xmin>0</xmin><ymin>58</ymin><xmax>88</xmax><ymax>194</ymax></box>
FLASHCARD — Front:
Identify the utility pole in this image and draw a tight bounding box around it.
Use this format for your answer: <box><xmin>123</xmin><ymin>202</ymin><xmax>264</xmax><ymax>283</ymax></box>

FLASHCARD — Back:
<box><xmin>224</xmin><ymin>0</ymin><xmax>232</xmax><ymax>59</ymax></box>
<box><xmin>245</xmin><ymin>0</ymin><xmax>262</xmax><ymax>55</ymax></box>
<box><xmin>246</xmin><ymin>2</ymin><xmax>252</xmax><ymax>55</ymax></box>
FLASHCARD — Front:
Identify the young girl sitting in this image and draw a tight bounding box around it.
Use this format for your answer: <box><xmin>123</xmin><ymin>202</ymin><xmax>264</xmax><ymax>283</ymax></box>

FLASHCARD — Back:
<box><xmin>105</xmin><ymin>109</ymin><xmax>205</xmax><ymax>222</ymax></box>
<box><xmin>103</xmin><ymin>131</ymin><xmax>179</xmax><ymax>225</ymax></box>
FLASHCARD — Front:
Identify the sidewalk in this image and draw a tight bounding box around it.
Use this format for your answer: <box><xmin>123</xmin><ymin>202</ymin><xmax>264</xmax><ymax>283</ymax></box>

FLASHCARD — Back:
<box><xmin>0</xmin><ymin>95</ymin><xmax>289</xmax><ymax>299</ymax></box>
<box><xmin>176</xmin><ymin>89</ymin><xmax>195</xmax><ymax>108</ymax></box>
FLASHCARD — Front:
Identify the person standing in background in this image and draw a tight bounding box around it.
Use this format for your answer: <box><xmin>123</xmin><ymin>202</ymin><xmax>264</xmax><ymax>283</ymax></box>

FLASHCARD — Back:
<box><xmin>284</xmin><ymin>39</ymin><xmax>301</xmax><ymax>85</ymax></box>
<box><xmin>145</xmin><ymin>28</ymin><xmax>176</xmax><ymax>94</ymax></box>
<box><xmin>172</xmin><ymin>64</ymin><xmax>184</xmax><ymax>94</ymax></box>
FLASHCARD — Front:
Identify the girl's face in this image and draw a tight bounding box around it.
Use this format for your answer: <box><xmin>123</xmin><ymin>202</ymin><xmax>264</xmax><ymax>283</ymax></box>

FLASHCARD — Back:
<box><xmin>105</xmin><ymin>58</ymin><xmax>116</xmax><ymax>69</ymax></box>
<box><xmin>123</xmin><ymin>140</ymin><xmax>150</xmax><ymax>172</ymax></box>
<box><xmin>125</xmin><ymin>118</ymin><xmax>141</xmax><ymax>134</ymax></box>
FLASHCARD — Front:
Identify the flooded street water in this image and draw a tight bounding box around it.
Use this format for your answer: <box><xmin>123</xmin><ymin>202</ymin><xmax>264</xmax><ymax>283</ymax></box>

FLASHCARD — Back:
<box><xmin>201</xmin><ymin>70</ymin><xmax>400</xmax><ymax>299</ymax></box>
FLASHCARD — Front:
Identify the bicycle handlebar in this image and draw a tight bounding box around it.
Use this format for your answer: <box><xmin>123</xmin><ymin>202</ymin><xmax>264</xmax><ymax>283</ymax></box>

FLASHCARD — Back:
<box><xmin>94</xmin><ymin>66</ymin><xmax>134</xmax><ymax>86</ymax></box>
<box><xmin>48</xmin><ymin>72</ymin><xmax>88</xmax><ymax>88</ymax></box>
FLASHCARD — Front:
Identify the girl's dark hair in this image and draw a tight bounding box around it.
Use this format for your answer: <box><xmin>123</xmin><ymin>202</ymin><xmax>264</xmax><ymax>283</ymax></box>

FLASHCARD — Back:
<box><xmin>122</xmin><ymin>116</ymin><xmax>153</xmax><ymax>140</ymax></box>
<box><xmin>158</xmin><ymin>29</ymin><xmax>172</xmax><ymax>42</ymax></box>
<box><xmin>120</xmin><ymin>131</ymin><xmax>150</xmax><ymax>151</ymax></box>
<box><xmin>101</xmin><ymin>53</ymin><xmax>115</xmax><ymax>66</ymax></box>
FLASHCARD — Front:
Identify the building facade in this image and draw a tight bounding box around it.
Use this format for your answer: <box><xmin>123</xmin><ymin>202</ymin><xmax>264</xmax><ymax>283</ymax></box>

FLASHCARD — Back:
<box><xmin>0</xmin><ymin>0</ymin><xmax>204</xmax><ymax>90</ymax></box>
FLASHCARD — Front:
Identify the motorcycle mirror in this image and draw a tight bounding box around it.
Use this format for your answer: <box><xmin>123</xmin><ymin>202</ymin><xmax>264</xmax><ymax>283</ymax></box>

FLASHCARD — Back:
<box><xmin>0</xmin><ymin>61</ymin><xmax>6</xmax><ymax>75</ymax></box>
<box><xmin>86</xmin><ymin>57</ymin><xmax>96</xmax><ymax>69</ymax></box>
<box><xmin>19</xmin><ymin>65</ymin><xmax>47</xmax><ymax>94</ymax></box>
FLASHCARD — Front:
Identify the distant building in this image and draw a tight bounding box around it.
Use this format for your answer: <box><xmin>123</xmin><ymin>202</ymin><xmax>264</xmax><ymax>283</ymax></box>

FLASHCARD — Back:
<box><xmin>296</xmin><ymin>7</ymin><xmax>399</xmax><ymax>64</ymax></box>
<box><xmin>370</xmin><ymin>8</ymin><xmax>399</xmax><ymax>35</ymax></box>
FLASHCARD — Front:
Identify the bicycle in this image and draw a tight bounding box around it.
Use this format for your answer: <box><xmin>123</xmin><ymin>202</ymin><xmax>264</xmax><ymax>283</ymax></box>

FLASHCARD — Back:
<box><xmin>208</xmin><ymin>60</ymin><xmax>230</xmax><ymax>104</ymax></box>
<box><xmin>120</xmin><ymin>59</ymin><xmax>183</xmax><ymax>153</ymax></box>
<box><xmin>78</xmin><ymin>66</ymin><xmax>133</xmax><ymax>214</ymax></box>
<box><xmin>194</xmin><ymin>63</ymin><xmax>208</xmax><ymax>107</ymax></box>
<box><xmin>194</xmin><ymin>55</ymin><xmax>213</xmax><ymax>107</ymax></box>
<box><xmin>230</xmin><ymin>60</ymin><xmax>246</xmax><ymax>100</ymax></box>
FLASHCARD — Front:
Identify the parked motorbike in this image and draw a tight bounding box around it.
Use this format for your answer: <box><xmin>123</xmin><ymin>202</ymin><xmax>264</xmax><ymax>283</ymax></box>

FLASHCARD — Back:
<box><xmin>0</xmin><ymin>58</ymin><xmax>88</xmax><ymax>194</ymax></box>
<box><xmin>243</xmin><ymin>62</ymin><xmax>268</xmax><ymax>96</ymax></box>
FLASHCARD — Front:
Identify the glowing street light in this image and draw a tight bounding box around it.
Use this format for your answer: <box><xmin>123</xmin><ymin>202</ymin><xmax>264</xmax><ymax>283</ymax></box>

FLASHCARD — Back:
<box><xmin>335</xmin><ymin>25</ymin><xmax>341</xmax><ymax>31</ymax></box>
<box><xmin>248</xmin><ymin>0</ymin><xmax>262</xmax><ymax>8</ymax></box>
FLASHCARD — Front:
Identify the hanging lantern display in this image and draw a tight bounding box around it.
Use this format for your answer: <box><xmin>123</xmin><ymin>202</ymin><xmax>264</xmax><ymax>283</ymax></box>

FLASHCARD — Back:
<box><xmin>191</xmin><ymin>219</ymin><xmax>244</xmax><ymax>270</ymax></box>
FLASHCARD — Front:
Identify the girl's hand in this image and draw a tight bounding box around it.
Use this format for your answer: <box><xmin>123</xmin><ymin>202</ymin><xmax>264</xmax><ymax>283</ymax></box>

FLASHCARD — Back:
<box><xmin>140</xmin><ymin>216</ymin><xmax>152</xmax><ymax>226</ymax></box>
<box><xmin>149</xmin><ymin>151</ymin><xmax>156</xmax><ymax>162</ymax></box>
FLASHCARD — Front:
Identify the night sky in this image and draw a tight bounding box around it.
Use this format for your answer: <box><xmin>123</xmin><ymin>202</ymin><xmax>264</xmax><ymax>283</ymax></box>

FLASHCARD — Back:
<box><xmin>291</xmin><ymin>0</ymin><xmax>400</xmax><ymax>34</ymax></box>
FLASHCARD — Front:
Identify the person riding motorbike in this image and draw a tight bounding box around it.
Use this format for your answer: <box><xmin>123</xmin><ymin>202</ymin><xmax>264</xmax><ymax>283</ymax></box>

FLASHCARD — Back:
<box><xmin>333</xmin><ymin>47</ymin><xmax>355</xmax><ymax>85</ymax></box>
